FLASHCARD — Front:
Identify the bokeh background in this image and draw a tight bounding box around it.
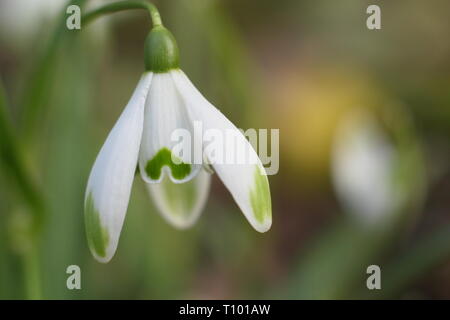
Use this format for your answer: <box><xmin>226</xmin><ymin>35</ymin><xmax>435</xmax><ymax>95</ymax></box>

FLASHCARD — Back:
<box><xmin>0</xmin><ymin>0</ymin><xmax>449</xmax><ymax>299</ymax></box>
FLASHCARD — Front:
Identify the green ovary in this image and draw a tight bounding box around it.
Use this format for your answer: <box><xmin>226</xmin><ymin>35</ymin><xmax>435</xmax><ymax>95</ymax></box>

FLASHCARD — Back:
<box><xmin>145</xmin><ymin>147</ymin><xmax>191</xmax><ymax>180</ymax></box>
<box><xmin>249</xmin><ymin>167</ymin><xmax>272</xmax><ymax>223</ymax></box>
<box><xmin>84</xmin><ymin>193</ymin><xmax>109</xmax><ymax>258</ymax></box>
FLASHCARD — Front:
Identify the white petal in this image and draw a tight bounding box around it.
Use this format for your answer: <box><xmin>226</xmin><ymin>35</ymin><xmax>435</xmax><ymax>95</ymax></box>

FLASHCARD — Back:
<box><xmin>171</xmin><ymin>70</ymin><xmax>272</xmax><ymax>232</ymax></box>
<box><xmin>332</xmin><ymin>110</ymin><xmax>395</xmax><ymax>224</ymax></box>
<box><xmin>146</xmin><ymin>168</ymin><xmax>211</xmax><ymax>229</ymax></box>
<box><xmin>138</xmin><ymin>72</ymin><xmax>201</xmax><ymax>184</ymax></box>
<box><xmin>85</xmin><ymin>73</ymin><xmax>152</xmax><ymax>263</ymax></box>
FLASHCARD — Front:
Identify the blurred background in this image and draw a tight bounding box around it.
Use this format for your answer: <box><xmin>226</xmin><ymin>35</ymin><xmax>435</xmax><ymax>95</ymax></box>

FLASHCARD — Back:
<box><xmin>0</xmin><ymin>0</ymin><xmax>449</xmax><ymax>299</ymax></box>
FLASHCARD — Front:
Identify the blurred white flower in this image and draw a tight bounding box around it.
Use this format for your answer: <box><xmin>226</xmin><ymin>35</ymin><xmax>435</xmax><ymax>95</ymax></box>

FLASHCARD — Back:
<box><xmin>0</xmin><ymin>0</ymin><xmax>64</xmax><ymax>46</ymax></box>
<box><xmin>0</xmin><ymin>0</ymin><xmax>112</xmax><ymax>49</ymax></box>
<box><xmin>332</xmin><ymin>110</ymin><xmax>396</xmax><ymax>224</ymax></box>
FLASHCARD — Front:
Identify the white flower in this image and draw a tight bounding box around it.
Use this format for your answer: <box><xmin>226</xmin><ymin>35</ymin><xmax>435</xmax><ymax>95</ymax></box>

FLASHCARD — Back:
<box><xmin>0</xmin><ymin>0</ymin><xmax>110</xmax><ymax>48</ymax></box>
<box><xmin>331</xmin><ymin>110</ymin><xmax>395</xmax><ymax>224</ymax></box>
<box><xmin>85</xmin><ymin>26</ymin><xmax>272</xmax><ymax>263</ymax></box>
<box><xmin>0</xmin><ymin>0</ymin><xmax>64</xmax><ymax>45</ymax></box>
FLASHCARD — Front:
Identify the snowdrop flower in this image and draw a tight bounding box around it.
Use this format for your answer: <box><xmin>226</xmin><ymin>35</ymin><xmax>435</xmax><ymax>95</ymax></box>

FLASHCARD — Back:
<box><xmin>85</xmin><ymin>25</ymin><xmax>271</xmax><ymax>262</ymax></box>
<box><xmin>331</xmin><ymin>110</ymin><xmax>396</xmax><ymax>224</ymax></box>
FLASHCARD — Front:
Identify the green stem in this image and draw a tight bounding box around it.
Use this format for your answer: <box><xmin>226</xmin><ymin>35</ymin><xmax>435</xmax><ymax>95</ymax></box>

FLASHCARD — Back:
<box><xmin>22</xmin><ymin>244</ymin><xmax>41</xmax><ymax>300</ymax></box>
<box><xmin>82</xmin><ymin>0</ymin><xmax>163</xmax><ymax>27</ymax></box>
<box><xmin>0</xmin><ymin>80</ymin><xmax>44</xmax><ymax>299</ymax></box>
<box><xmin>0</xmin><ymin>80</ymin><xmax>44</xmax><ymax>232</ymax></box>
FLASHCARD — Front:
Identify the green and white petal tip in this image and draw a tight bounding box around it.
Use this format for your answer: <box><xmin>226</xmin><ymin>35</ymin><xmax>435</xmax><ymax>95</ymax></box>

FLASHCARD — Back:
<box><xmin>249</xmin><ymin>166</ymin><xmax>272</xmax><ymax>233</ymax></box>
<box><xmin>170</xmin><ymin>69</ymin><xmax>273</xmax><ymax>233</ymax></box>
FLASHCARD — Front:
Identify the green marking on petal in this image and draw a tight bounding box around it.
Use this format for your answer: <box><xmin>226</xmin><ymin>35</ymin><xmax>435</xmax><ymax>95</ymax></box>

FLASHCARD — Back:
<box><xmin>161</xmin><ymin>175</ymin><xmax>197</xmax><ymax>216</ymax></box>
<box><xmin>84</xmin><ymin>193</ymin><xmax>109</xmax><ymax>258</ymax></box>
<box><xmin>145</xmin><ymin>147</ymin><xmax>191</xmax><ymax>181</ymax></box>
<box><xmin>249</xmin><ymin>167</ymin><xmax>272</xmax><ymax>224</ymax></box>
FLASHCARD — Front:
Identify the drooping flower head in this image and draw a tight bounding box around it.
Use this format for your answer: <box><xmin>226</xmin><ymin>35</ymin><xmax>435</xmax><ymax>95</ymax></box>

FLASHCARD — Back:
<box><xmin>84</xmin><ymin>12</ymin><xmax>272</xmax><ymax>262</ymax></box>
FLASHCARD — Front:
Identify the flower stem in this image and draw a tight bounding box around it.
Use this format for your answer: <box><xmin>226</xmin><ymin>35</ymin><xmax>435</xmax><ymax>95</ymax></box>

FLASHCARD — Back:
<box><xmin>22</xmin><ymin>244</ymin><xmax>41</xmax><ymax>300</ymax></box>
<box><xmin>0</xmin><ymin>82</ymin><xmax>45</xmax><ymax>228</ymax></box>
<box><xmin>1</xmin><ymin>80</ymin><xmax>44</xmax><ymax>299</ymax></box>
<box><xmin>82</xmin><ymin>0</ymin><xmax>163</xmax><ymax>27</ymax></box>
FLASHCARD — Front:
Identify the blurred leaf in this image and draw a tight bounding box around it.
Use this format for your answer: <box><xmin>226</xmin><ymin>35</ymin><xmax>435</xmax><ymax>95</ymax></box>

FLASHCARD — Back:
<box><xmin>165</xmin><ymin>0</ymin><xmax>260</xmax><ymax>125</ymax></box>
<box><xmin>360</xmin><ymin>223</ymin><xmax>450</xmax><ymax>299</ymax></box>
<box><xmin>0</xmin><ymin>78</ymin><xmax>44</xmax><ymax>231</ymax></box>
<box><xmin>282</xmin><ymin>219</ymin><xmax>389</xmax><ymax>299</ymax></box>
<box><xmin>136</xmin><ymin>185</ymin><xmax>200</xmax><ymax>299</ymax></box>
<box><xmin>39</xmin><ymin>32</ymin><xmax>95</xmax><ymax>300</ymax></box>
<box><xmin>20</xmin><ymin>0</ymin><xmax>87</xmax><ymax>139</ymax></box>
